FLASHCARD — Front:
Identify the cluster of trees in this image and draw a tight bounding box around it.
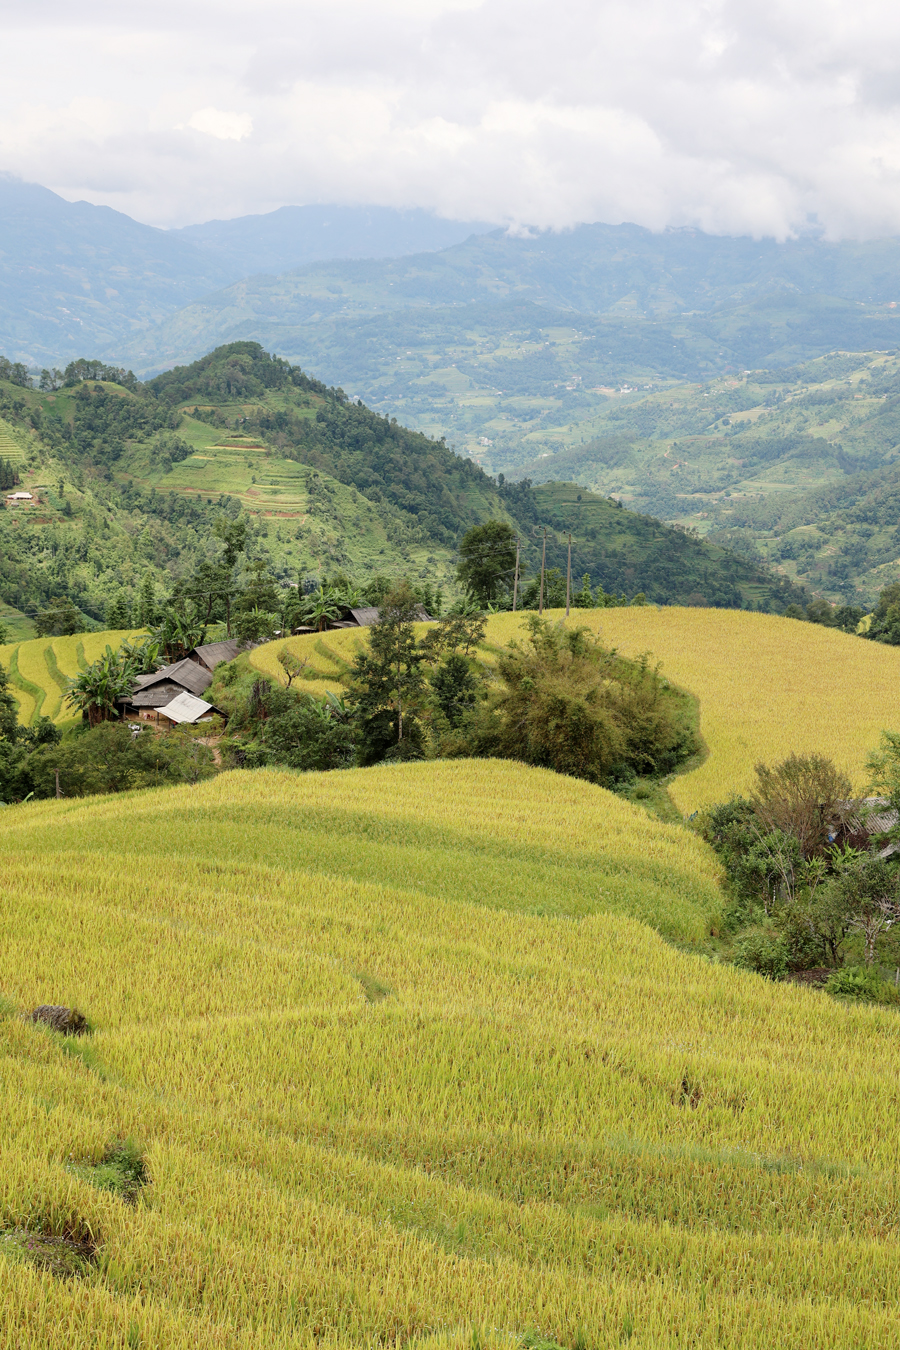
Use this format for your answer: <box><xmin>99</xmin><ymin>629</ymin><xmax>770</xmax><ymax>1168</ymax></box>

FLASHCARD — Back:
<box><xmin>865</xmin><ymin>583</ymin><xmax>900</xmax><ymax>645</ymax></box>
<box><xmin>215</xmin><ymin>583</ymin><xmax>697</xmax><ymax>786</ymax></box>
<box><xmin>783</xmin><ymin>597</ymin><xmax>866</xmax><ymax>633</ymax></box>
<box><xmin>701</xmin><ymin>748</ymin><xmax>900</xmax><ymax>1000</ymax></box>
<box><xmin>0</xmin><ymin>457</ymin><xmax>20</xmax><ymax>491</ymax></box>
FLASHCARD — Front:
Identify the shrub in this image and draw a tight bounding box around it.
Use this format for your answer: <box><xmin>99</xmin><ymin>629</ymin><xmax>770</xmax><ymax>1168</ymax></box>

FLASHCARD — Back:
<box><xmin>732</xmin><ymin>928</ymin><xmax>789</xmax><ymax>980</ymax></box>
<box><xmin>825</xmin><ymin>965</ymin><xmax>900</xmax><ymax>1005</ymax></box>
<box><xmin>464</xmin><ymin>615</ymin><xmax>698</xmax><ymax>786</ymax></box>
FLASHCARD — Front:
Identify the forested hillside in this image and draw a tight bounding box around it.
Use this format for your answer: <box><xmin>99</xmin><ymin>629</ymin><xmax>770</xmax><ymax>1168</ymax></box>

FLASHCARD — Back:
<box><xmin>504</xmin><ymin>350</ymin><xmax>900</xmax><ymax>606</ymax></box>
<box><xmin>0</xmin><ymin>342</ymin><xmax>804</xmax><ymax>633</ymax></box>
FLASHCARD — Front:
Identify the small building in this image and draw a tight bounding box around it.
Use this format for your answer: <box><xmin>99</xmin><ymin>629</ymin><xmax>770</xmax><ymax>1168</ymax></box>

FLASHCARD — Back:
<box><xmin>6</xmin><ymin>491</ymin><xmax>33</xmax><ymax>503</ymax></box>
<box><xmin>157</xmin><ymin>692</ymin><xmax>223</xmax><ymax>725</ymax></box>
<box><xmin>119</xmin><ymin>657</ymin><xmax>215</xmax><ymax>720</ymax></box>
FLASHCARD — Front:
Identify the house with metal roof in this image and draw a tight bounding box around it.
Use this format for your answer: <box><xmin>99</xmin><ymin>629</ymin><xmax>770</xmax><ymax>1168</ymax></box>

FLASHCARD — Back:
<box><xmin>157</xmin><ymin>691</ymin><xmax>223</xmax><ymax>725</ymax></box>
<box><xmin>189</xmin><ymin>639</ymin><xmax>244</xmax><ymax>671</ymax></box>
<box><xmin>119</xmin><ymin>658</ymin><xmax>215</xmax><ymax>719</ymax></box>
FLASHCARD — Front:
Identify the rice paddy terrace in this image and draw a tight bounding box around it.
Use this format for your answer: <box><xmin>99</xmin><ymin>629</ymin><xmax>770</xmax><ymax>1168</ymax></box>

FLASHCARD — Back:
<box><xmin>0</xmin><ymin>630</ymin><xmax>142</xmax><ymax>726</ymax></box>
<box><xmin>252</xmin><ymin>605</ymin><xmax>900</xmax><ymax>811</ymax></box>
<box><xmin>4</xmin><ymin>609</ymin><xmax>900</xmax><ymax>1345</ymax></box>
<box><xmin>4</xmin><ymin>761</ymin><xmax>900</xmax><ymax>1347</ymax></box>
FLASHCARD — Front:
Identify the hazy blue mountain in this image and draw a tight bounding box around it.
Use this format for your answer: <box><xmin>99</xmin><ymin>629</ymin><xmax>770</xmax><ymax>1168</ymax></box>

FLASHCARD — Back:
<box><xmin>173</xmin><ymin>205</ymin><xmax>490</xmax><ymax>276</ymax></box>
<box><xmin>110</xmin><ymin>221</ymin><xmax>900</xmax><ymax>377</ymax></box>
<box><xmin>0</xmin><ymin>175</ymin><xmax>490</xmax><ymax>365</ymax></box>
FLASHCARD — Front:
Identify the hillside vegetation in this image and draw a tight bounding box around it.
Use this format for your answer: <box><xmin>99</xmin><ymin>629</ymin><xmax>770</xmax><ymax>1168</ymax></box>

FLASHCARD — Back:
<box><xmin>510</xmin><ymin>350</ymin><xmax>900</xmax><ymax>607</ymax></box>
<box><xmin>6</xmin><ymin>760</ymin><xmax>900</xmax><ymax>1346</ymax></box>
<box><xmin>252</xmin><ymin>606</ymin><xmax>900</xmax><ymax>811</ymax></box>
<box><xmin>0</xmin><ymin>343</ymin><xmax>803</xmax><ymax>633</ymax></box>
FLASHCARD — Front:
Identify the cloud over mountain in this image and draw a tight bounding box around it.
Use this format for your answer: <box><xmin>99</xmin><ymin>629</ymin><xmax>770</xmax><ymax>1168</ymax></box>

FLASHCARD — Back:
<box><xmin>2</xmin><ymin>0</ymin><xmax>900</xmax><ymax>238</ymax></box>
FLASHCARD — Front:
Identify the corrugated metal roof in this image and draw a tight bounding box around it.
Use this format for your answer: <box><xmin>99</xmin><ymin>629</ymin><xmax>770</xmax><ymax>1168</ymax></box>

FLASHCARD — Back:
<box><xmin>192</xmin><ymin>639</ymin><xmax>242</xmax><ymax>670</ymax></box>
<box><xmin>133</xmin><ymin>659</ymin><xmax>213</xmax><ymax>697</ymax></box>
<box><xmin>349</xmin><ymin>607</ymin><xmax>381</xmax><ymax>626</ymax></box>
<box><xmin>158</xmin><ymin>691</ymin><xmax>218</xmax><ymax>724</ymax></box>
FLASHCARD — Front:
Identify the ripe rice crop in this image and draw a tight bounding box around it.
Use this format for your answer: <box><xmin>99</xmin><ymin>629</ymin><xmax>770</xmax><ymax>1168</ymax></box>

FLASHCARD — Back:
<box><xmin>252</xmin><ymin>607</ymin><xmax>900</xmax><ymax>811</ymax></box>
<box><xmin>550</xmin><ymin>606</ymin><xmax>900</xmax><ymax>811</ymax></box>
<box><xmin>0</xmin><ymin>630</ymin><xmax>143</xmax><ymax>725</ymax></box>
<box><xmin>3</xmin><ymin>760</ymin><xmax>900</xmax><ymax>1345</ymax></box>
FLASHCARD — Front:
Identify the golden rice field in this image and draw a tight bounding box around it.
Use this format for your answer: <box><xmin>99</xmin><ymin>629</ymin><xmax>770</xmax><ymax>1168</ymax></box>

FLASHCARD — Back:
<box><xmin>252</xmin><ymin>607</ymin><xmax>900</xmax><ymax>811</ymax></box>
<box><xmin>0</xmin><ymin>630</ymin><xmax>143</xmax><ymax>725</ymax></box>
<box><xmin>5</xmin><ymin>760</ymin><xmax>900</xmax><ymax>1346</ymax></box>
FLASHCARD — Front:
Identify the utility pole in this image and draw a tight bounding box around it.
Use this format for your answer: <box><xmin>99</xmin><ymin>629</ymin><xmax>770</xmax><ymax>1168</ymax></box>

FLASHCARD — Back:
<box><xmin>539</xmin><ymin>528</ymin><xmax>547</xmax><ymax>616</ymax></box>
<box><xmin>512</xmin><ymin>537</ymin><xmax>520</xmax><ymax>612</ymax></box>
<box><xmin>55</xmin><ymin>769</ymin><xmax>61</xmax><ymax>799</ymax></box>
<box><xmin>566</xmin><ymin>532</ymin><xmax>572</xmax><ymax>617</ymax></box>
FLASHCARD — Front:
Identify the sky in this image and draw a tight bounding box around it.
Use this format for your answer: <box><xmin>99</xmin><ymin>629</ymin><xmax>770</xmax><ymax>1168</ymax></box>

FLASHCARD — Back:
<box><xmin>2</xmin><ymin>0</ymin><xmax>900</xmax><ymax>238</ymax></box>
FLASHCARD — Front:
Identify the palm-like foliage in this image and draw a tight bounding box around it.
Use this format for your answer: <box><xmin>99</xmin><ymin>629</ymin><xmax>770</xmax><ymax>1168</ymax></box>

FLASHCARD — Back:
<box><xmin>153</xmin><ymin>609</ymin><xmax>207</xmax><ymax>663</ymax></box>
<box><xmin>66</xmin><ymin>646</ymin><xmax>138</xmax><ymax>727</ymax></box>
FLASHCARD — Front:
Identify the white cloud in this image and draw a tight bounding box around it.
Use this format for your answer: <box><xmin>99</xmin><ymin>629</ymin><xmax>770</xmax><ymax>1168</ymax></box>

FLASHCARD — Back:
<box><xmin>0</xmin><ymin>0</ymin><xmax>899</xmax><ymax>237</ymax></box>
<box><xmin>186</xmin><ymin>107</ymin><xmax>253</xmax><ymax>141</ymax></box>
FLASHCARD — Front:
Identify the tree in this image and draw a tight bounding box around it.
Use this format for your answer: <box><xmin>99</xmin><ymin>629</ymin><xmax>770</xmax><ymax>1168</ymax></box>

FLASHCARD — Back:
<box><xmin>866</xmin><ymin>583</ymin><xmax>900</xmax><ymax>645</ymax></box>
<box><xmin>456</xmin><ymin>521</ymin><xmax>517</xmax><ymax>607</ymax></box>
<box><xmin>277</xmin><ymin>646</ymin><xmax>309</xmax><ymax>688</ymax></box>
<box><xmin>261</xmin><ymin>697</ymin><xmax>356</xmax><ymax>771</ymax></box>
<box><xmin>233</xmin><ymin>607</ymin><xmax>276</xmax><ymax>645</ymax></box>
<box><xmin>867</xmin><ymin>731</ymin><xmax>900</xmax><ymax>816</ymax></box>
<box><xmin>154</xmin><ymin>608</ymin><xmax>206</xmax><ymax>663</ymax></box>
<box><xmin>421</xmin><ymin>611</ymin><xmax>487</xmax><ymax>661</ymax></box>
<box><xmin>751</xmin><ymin>754</ymin><xmax>857</xmax><ymax>860</ymax></box>
<box><xmin>65</xmin><ymin>646</ymin><xmax>136</xmax><ymax>727</ymax></box>
<box><xmin>105</xmin><ymin>593</ymin><xmax>132</xmax><ymax>630</ymax></box>
<box><xmin>834</xmin><ymin>855</ymin><xmax>900</xmax><ymax>965</ymax></box>
<box><xmin>0</xmin><ymin>662</ymin><xmax>18</xmax><ymax>742</ymax></box>
<box><xmin>34</xmin><ymin>599</ymin><xmax>84</xmax><ymax>637</ymax></box>
<box><xmin>137</xmin><ymin>572</ymin><xmax>159</xmax><ymax>628</ymax></box>
<box><xmin>349</xmin><ymin>580</ymin><xmax>425</xmax><ymax>761</ymax></box>
<box><xmin>430</xmin><ymin>652</ymin><xmax>479</xmax><ymax>728</ymax></box>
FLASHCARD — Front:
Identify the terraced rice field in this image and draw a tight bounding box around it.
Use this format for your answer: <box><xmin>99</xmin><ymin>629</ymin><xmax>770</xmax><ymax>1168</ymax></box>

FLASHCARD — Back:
<box><xmin>251</xmin><ymin>606</ymin><xmax>900</xmax><ymax>811</ymax></box>
<box><xmin>0</xmin><ymin>417</ymin><xmax>25</xmax><ymax>467</ymax></box>
<box><xmin>159</xmin><ymin>438</ymin><xmax>312</xmax><ymax>514</ymax></box>
<box><xmin>0</xmin><ymin>631</ymin><xmax>143</xmax><ymax>725</ymax></box>
<box><xmin>4</xmin><ymin>761</ymin><xmax>900</xmax><ymax>1346</ymax></box>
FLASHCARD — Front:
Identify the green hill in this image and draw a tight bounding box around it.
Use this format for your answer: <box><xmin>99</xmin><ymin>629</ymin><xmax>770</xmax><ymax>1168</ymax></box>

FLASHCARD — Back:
<box><xmin>0</xmin><ymin>343</ymin><xmax>804</xmax><ymax>626</ymax></box>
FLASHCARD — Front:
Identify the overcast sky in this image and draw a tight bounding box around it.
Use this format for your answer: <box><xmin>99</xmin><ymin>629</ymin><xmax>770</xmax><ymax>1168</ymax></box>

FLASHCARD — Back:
<box><xmin>2</xmin><ymin>0</ymin><xmax>900</xmax><ymax>238</ymax></box>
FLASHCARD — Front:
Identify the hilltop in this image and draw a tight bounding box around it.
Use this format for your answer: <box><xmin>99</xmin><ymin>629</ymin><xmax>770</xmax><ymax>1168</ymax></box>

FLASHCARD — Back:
<box><xmin>0</xmin><ymin>342</ymin><xmax>803</xmax><ymax>634</ymax></box>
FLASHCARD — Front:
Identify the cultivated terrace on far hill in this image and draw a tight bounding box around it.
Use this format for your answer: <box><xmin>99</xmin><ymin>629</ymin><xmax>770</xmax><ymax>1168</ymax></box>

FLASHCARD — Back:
<box><xmin>0</xmin><ymin>343</ymin><xmax>804</xmax><ymax>635</ymax></box>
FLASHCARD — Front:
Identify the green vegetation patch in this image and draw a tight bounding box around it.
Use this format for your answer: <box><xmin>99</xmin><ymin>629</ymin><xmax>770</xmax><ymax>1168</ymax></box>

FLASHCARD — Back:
<box><xmin>67</xmin><ymin>1138</ymin><xmax>149</xmax><ymax>1205</ymax></box>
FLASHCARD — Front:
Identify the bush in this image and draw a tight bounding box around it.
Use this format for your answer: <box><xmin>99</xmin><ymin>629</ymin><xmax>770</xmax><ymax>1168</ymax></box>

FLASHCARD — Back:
<box><xmin>825</xmin><ymin>965</ymin><xmax>900</xmax><ymax>1005</ymax></box>
<box><xmin>464</xmin><ymin>615</ymin><xmax>698</xmax><ymax>786</ymax></box>
<box><xmin>732</xmin><ymin>928</ymin><xmax>789</xmax><ymax>980</ymax></box>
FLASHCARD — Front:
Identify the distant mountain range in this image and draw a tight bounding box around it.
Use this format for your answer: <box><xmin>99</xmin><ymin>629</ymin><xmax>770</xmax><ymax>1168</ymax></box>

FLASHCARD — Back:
<box><xmin>0</xmin><ymin>174</ymin><xmax>489</xmax><ymax>364</ymax></box>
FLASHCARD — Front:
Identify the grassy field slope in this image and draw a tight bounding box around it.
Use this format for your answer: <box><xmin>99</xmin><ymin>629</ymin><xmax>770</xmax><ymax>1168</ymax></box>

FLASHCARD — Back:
<box><xmin>3</xmin><ymin>763</ymin><xmax>900</xmax><ymax>1346</ymax></box>
<box><xmin>252</xmin><ymin>606</ymin><xmax>900</xmax><ymax>812</ymax></box>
